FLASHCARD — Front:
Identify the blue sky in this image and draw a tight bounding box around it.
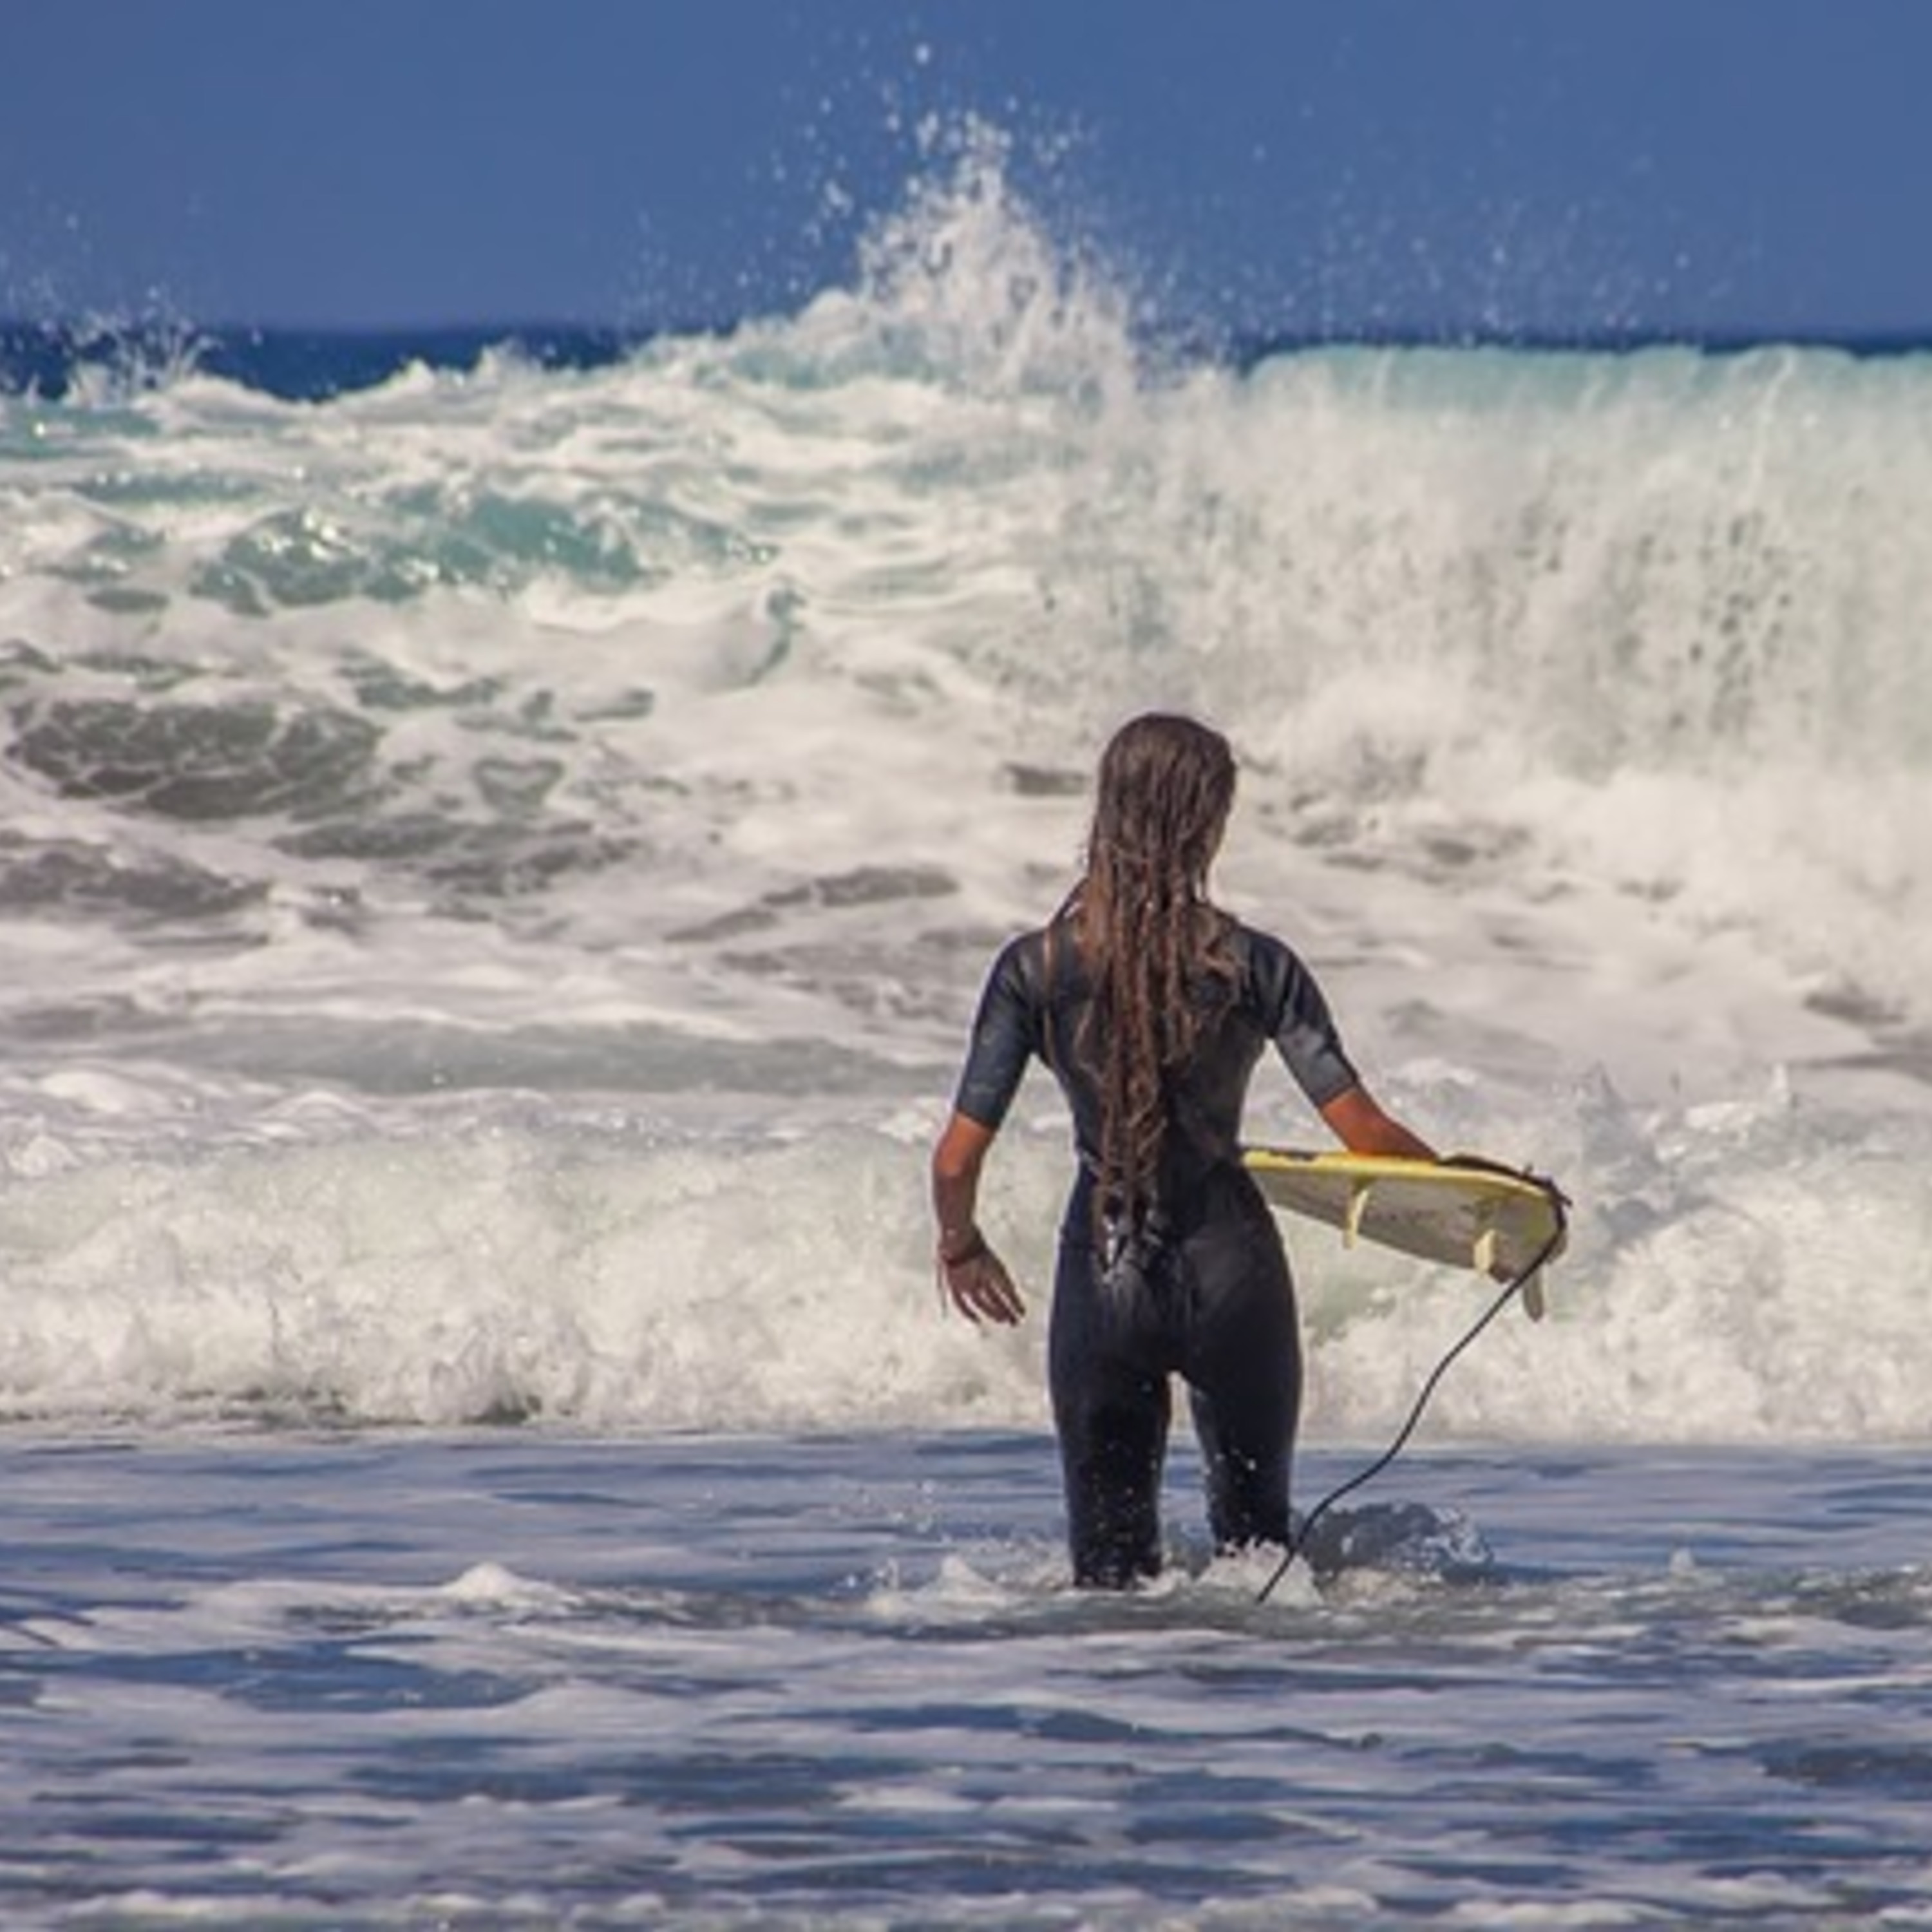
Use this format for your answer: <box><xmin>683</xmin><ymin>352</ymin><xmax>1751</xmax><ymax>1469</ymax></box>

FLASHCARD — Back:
<box><xmin>3</xmin><ymin>1</ymin><xmax>1927</xmax><ymax>342</ymax></box>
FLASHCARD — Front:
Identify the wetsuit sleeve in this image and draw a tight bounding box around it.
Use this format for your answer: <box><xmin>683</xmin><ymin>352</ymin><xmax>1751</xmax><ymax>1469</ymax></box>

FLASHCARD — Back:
<box><xmin>951</xmin><ymin>934</ymin><xmax>1045</xmax><ymax>1130</ymax></box>
<box><xmin>1250</xmin><ymin>930</ymin><xmax>1360</xmax><ymax>1109</ymax></box>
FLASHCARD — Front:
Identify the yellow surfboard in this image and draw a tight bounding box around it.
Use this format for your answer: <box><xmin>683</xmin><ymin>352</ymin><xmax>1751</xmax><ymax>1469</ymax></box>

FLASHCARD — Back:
<box><xmin>1242</xmin><ymin>1148</ymin><xmax>1568</xmax><ymax>1319</ymax></box>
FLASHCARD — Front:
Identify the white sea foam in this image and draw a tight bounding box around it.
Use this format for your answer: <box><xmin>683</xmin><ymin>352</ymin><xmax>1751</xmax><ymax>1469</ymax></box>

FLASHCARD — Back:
<box><xmin>1</xmin><ymin>138</ymin><xmax>1928</xmax><ymax>1442</ymax></box>
<box><xmin>0</xmin><ymin>1065</ymin><xmax>1926</xmax><ymax>1444</ymax></box>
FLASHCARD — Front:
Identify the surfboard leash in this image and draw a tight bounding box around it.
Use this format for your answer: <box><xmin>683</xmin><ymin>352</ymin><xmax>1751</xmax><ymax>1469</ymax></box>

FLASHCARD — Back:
<box><xmin>1253</xmin><ymin>1178</ymin><xmax>1569</xmax><ymax>1607</ymax></box>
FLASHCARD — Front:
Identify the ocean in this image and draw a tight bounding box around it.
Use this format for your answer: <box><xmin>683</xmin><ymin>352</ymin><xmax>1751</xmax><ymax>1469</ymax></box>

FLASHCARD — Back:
<box><xmin>3</xmin><ymin>136</ymin><xmax>1931</xmax><ymax>1926</ymax></box>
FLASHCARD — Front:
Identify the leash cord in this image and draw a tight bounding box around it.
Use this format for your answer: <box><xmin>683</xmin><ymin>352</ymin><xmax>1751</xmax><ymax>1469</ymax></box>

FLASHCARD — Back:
<box><xmin>1253</xmin><ymin>1191</ymin><xmax>1568</xmax><ymax>1607</ymax></box>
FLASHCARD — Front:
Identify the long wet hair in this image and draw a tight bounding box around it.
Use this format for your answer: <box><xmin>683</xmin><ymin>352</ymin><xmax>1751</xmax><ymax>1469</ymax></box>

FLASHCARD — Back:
<box><xmin>1070</xmin><ymin>713</ymin><xmax>1240</xmax><ymax>1233</ymax></box>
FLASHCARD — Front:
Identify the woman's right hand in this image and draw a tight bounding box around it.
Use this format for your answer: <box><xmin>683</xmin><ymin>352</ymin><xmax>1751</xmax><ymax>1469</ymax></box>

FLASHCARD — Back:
<box><xmin>937</xmin><ymin>1240</ymin><xmax>1027</xmax><ymax>1326</ymax></box>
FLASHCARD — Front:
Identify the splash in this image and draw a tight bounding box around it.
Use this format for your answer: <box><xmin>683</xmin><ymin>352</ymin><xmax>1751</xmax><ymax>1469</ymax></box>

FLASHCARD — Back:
<box><xmin>692</xmin><ymin>113</ymin><xmax>1141</xmax><ymax>416</ymax></box>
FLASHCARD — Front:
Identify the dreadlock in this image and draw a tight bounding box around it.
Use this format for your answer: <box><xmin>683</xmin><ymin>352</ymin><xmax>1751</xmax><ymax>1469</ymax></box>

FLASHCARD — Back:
<box><xmin>1072</xmin><ymin>713</ymin><xmax>1240</xmax><ymax>1237</ymax></box>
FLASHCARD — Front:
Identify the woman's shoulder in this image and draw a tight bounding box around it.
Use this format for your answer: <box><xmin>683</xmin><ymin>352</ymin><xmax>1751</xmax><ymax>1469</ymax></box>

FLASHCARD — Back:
<box><xmin>1226</xmin><ymin>915</ymin><xmax>1285</xmax><ymax>962</ymax></box>
<box><xmin>1225</xmin><ymin>918</ymin><xmax>1321</xmax><ymax>994</ymax></box>
<box><xmin>983</xmin><ymin>920</ymin><xmax>1057</xmax><ymax>990</ymax></box>
<box><xmin>992</xmin><ymin>913</ymin><xmax>1090</xmax><ymax>1001</ymax></box>
<box><xmin>992</xmin><ymin>919</ymin><xmax>1054</xmax><ymax>963</ymax></box>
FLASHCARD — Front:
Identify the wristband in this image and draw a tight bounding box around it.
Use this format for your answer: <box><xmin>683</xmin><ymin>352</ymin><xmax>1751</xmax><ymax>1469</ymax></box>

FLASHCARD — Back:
<box><xmin>938</xmin><ymin>1227</ymin><xmax>989</xmax><ymax>1267</ymax></box>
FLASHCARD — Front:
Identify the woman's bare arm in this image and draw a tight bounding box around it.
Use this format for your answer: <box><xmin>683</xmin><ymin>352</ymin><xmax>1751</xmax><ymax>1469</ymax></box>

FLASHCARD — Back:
<box><xmin>1318</xmin><ymin>1083</ymin><xmax>1438</xmax><ymax>1161</ymax></box>
<box><xmin>930</xmin><ymin>1111</ymin><xmax>1026</xmax><ymax>1325</ymax></box>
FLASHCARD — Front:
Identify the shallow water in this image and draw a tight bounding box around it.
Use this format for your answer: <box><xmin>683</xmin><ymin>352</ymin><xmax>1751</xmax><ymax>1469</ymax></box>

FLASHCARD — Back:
<box><xmin>5</xmin><ymin>1430</ymin><xmax>1930</xmax><ymax>1928</ymax></box>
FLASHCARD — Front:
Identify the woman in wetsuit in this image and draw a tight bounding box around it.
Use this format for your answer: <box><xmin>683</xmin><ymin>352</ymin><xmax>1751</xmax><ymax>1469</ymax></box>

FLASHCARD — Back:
<box><xmin>930</xmin><ymin>712</ymin><xmax>1435</xmax><ymax>1588</ymax></box>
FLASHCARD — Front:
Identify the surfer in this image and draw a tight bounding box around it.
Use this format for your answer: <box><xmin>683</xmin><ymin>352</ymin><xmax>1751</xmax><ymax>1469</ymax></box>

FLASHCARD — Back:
<box><xmin>930</xmin><ymin>712</ymin><xmax>1435</xmax><ymax>1589</ymax></box>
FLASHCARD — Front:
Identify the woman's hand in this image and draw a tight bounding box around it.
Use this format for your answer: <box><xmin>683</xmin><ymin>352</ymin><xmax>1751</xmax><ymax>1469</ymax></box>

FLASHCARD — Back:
<box><xmin>931</xmin><ymin>1111</ymin><xmax>1024</xmax><ymax>1325</ymax></box>
<box><xmin>936</xmin><ymin>1234</ymin><xmax>1027</xmax><ymax>1327</ymax></box>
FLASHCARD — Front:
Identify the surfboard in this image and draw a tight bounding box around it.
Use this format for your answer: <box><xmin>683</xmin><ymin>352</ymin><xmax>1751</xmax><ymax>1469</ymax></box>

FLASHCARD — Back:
<box><xmin>1242</xmin><ymin>1148</ymin><xmax>1567</xmax><ymax>1319</ymax></box>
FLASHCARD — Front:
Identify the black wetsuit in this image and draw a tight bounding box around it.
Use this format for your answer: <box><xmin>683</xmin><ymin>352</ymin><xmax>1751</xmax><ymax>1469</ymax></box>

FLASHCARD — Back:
<box><xmin>952</xmin><ymin>917</ymin><xmax>1361</xmax><ymax>1587</ymax></box>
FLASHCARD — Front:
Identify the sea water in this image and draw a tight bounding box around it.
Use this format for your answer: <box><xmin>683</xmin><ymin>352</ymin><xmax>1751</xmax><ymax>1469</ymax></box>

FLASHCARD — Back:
<box><xmin>3</xmin><ymin>133</ymin><xmax>1931</xmax><ymax>1926</ymax></box>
